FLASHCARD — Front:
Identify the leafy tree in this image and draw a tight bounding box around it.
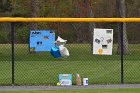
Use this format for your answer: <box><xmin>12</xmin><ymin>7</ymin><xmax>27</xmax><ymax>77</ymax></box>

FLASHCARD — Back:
<box><xmin>72</xmin><ymin>0</ymin><xmax>96</xmax><ymax>43</ymax></box>
<box><xmin>117</xmin><ymin>0</ymin><xmax>129</xmax><ymax>54</ymax></box>
<box><xmin>0</xmin><ymin>0</ymin><xmax>12</xmax><ymax>12</ymax></box>
<box><xmin>30</xmin><ymin>0</ymin><xmax>39</xmax><ymax>30</ymax></box>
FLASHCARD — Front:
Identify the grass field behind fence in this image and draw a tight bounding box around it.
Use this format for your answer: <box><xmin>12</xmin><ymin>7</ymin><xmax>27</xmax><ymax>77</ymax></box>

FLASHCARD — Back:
<box><xmin>0</xmin><ymin>44</ymin><xmax>140</xmax><ymax>85</ymax></box>
<box><xmin>1</xmin><ymin>88</ymin><xmax>140</xmax><ymax>93</ymax></box>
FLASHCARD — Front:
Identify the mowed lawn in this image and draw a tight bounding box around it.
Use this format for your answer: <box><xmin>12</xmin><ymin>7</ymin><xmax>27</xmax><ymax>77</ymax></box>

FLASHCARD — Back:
<box><xmin>0</xmin><ymin>88</ymin><xmax>140</xmax><ymax>93</ymax></box>
<box><xmin>0</xmin><ymin>44</ymin><xmax>140</xmax><ymax>85</ymax></box>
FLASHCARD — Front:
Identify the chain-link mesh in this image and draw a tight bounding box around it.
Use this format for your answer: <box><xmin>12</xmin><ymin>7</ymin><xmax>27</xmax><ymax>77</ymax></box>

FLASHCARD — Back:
<box><xmin>1</xmin><ymin>22</ymin><xmax>140</xmax><ymax>85</ymax></box>
<box><xmin>124</xmin><ymin>23</ymin><xmax>140</xmax><ymax>83</ymax></box>
<box><xmin>0</xmin><ymin>23</ymin><xmax>11</xmax><ymax>85</ymax></box>
<box><xmin>13</xmin><ymin>22</ymin><xmax>120</xmax><ymax>85</ymax></box>
<box><xmin>0</xmin><ymin>0</ymin><xmax>140</xmax><ymax>85</ymax></box>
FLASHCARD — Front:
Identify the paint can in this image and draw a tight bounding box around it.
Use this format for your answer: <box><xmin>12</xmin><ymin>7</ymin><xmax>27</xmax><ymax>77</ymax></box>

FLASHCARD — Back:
<box><xmin>83</xmin><ymin>78</ymin><xmax>88</xmax><ymax>85</ymax></box>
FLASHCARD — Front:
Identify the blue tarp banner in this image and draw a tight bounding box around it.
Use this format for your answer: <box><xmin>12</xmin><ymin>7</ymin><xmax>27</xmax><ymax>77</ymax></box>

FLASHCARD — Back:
<box><xmin>30</xmin><ymin>30</ymin><xmax>55</xmax><ymax>52</ymax></box>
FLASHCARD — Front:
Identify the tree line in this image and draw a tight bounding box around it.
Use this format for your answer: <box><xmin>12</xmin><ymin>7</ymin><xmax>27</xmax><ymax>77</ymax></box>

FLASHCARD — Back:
<box><xmin>0</xmin><ymin>0</ymin><xmax>140</xmax><ymax>53</ymax></box>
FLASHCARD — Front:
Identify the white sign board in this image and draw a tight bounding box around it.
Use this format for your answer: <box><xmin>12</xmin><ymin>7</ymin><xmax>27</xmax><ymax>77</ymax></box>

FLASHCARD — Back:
<box><xmin>93</xmin><ymin>28</ymin><xmax>113</xmax><ymax>55</ymax></box>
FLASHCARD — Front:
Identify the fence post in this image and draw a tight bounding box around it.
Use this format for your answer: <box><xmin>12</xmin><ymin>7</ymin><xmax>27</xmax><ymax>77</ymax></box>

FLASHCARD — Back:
<box><xmin>120</xmin><ymin>22</ymin><xmax>124</xmax><ymax>84</ymax></box>
<box><xmin>11</xmin><ymin>22</ymin><xmax>15</xmax><ymax>85</ymax></box>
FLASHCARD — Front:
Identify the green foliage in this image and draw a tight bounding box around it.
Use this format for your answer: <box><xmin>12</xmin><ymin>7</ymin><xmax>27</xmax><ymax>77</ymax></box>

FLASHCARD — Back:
<box><xmin>0</xmin><ymin>0</ymin><xmax>140</xmax><ymax>44</ymax></box>
<box><xmin>0</xmin><ymin>0</ymin><xmax>12</xmax><ymax>12</ymax></box>
<box><xmin>0</xmin><ymin>32</ymin><xmax>10</xmax><ymax>43</ymax></box>
<box><xmin>15</xmin><ymin>26</ymin><xmax>29</xmax><ymax>43</ymax></box>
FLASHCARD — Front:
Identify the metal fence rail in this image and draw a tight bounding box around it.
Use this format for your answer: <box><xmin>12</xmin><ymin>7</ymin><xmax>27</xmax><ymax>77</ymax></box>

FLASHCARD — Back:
<box><xmin>0</xmin><ymin>18</ymin><xmax>140</xmax><ymax>22</ymax></box>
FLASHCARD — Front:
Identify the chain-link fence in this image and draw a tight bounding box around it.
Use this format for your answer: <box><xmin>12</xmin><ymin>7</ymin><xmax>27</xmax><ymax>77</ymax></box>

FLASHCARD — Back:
<box><xmin>124</xmin><ymin>23</ymin><xmax>140</xmax><ymax>84</ymax></box>
<box><xmin>0</xmin><ymin>23</ymin><xmax>11</xmax><ymax>85</ymax></box>
<box><xmin>0</xmin><ymin>22</ymin><xmax>140</xmax><ymax>85</ymax></box>
<box><xmin>0</xmin><ymin>0</ymin><xmax>140</xmax><ymax>86</ymax></box>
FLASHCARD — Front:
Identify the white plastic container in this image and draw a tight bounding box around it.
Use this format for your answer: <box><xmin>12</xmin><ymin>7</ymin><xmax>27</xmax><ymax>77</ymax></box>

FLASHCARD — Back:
<box><xmin>59</xmin><ymin>45</ymin><xmax>69</xmax><ymax>57</ymax></box>
<box><xmin>83</xmin><ymin>78</ymin><xmax>88</xmax><ymax>85</ymax></box>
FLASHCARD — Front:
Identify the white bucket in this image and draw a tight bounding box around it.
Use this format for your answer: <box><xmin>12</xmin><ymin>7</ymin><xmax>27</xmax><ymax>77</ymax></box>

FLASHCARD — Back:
<box><xmin>83</xmin><ymin>78</ymin><xmax>88</xmax><ymax>85</ymax></box>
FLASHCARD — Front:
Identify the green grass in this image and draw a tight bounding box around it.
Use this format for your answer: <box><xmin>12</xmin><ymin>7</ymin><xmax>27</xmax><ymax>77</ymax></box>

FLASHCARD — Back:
<box><xmin>0</xmin><ymin>88</ymin><xmax>140</xmax><ymax>93</ymax></box>
<box><xmin>0</xmin><ymin>44</ymin><xmax>140</xmax><ymax>85</ymax></box>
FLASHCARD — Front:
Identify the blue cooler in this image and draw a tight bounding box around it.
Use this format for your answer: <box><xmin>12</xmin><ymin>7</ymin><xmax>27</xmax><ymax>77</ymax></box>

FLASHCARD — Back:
<box><xmin>51</xmin><ymin>46</ymin><xmax>61</xmax><ymax>58</ymax></box>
